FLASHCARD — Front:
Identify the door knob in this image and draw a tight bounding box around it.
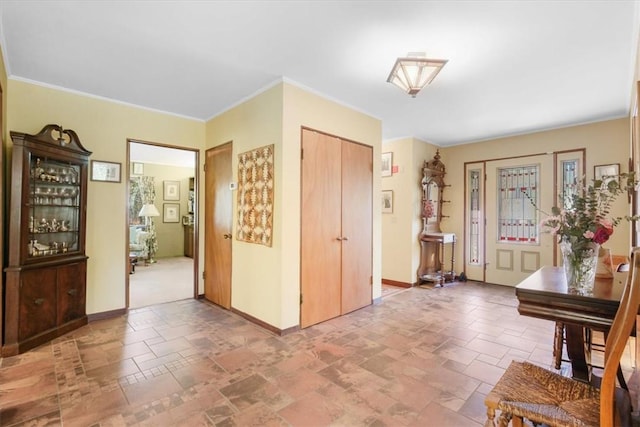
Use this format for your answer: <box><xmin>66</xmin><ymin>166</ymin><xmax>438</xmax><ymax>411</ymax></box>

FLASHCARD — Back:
<box><xmin>223</xmin><ymin>233</ymin><xmax>232</xmax><ymax>239</ymax></box>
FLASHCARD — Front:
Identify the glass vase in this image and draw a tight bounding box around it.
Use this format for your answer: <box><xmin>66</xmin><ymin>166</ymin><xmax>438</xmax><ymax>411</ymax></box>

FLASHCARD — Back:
<box><xmin>559</xmin><ymin>238</ymin><xmax>599</xmax><ymax>295</ymax></box>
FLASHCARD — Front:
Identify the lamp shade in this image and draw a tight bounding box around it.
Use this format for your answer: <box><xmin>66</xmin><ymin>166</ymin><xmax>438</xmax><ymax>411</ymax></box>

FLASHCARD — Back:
<box><xmin>138</xmin><ymin>203</ymin><xmax>160</xmax><ymax>217</ymax></box>
<box><xmin>387</xmin><ymin>52</ymin><xmax>447</xmax><ymax>97</ymax></box>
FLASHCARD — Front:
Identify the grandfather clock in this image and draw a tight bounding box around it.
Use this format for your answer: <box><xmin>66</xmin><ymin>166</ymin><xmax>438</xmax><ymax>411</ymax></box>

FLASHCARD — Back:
<box><xmin>417</xmin><ymin>150</ymin><xmax>456</xmax><ymax>286</ymax></box>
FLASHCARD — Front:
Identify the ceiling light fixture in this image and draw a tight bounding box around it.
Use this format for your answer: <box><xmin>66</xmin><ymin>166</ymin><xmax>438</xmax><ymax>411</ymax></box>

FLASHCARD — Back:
<box><xmin>387</xmin><ymin>52</ymin><xmax>448</xmax><ymax>97</ymax></box>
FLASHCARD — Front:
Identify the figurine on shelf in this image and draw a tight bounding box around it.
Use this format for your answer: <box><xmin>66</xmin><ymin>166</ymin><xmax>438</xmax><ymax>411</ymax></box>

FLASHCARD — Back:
<box><xmin>34</xmin><ymin>158</ymin><xmax>44</xmax><ymax>181</ymax></box>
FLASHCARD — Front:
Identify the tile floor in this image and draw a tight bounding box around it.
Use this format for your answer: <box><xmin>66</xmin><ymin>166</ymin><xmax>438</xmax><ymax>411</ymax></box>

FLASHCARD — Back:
<box><xmin>0</xmin><ymin>281</ymin><xmax>627</xmax><ymax>426</ymax></box>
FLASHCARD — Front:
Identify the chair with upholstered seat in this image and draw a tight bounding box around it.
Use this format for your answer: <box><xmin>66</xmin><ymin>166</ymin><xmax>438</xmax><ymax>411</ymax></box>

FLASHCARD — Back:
<box><xmin>129</xmin><ymin>225</ymin><xmax>150</xmax><ymax>261</ymax></box>
<box><xmin>484</xmin><ymin>248</ymin><xmax>640</xmax><ymax>427</ymax></box>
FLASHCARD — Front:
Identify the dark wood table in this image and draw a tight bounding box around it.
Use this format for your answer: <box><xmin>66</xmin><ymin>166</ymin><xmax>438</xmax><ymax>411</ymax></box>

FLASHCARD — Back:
<box><xmin>515</xmin><ymin>266</ymin><xmax>627</xmax><ymax>382</ymax></box>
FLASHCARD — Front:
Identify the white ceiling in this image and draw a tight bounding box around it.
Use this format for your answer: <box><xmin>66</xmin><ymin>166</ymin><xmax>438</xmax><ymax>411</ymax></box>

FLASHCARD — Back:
<box><xmin>1</xmin><ymin>1</ymin><xmax>639</xmax><ymax>147</ymax></box>
<box><xmin>130</xmin><ymin>142</ymin><xmax>196</xmax><ymax>169</ymax></box>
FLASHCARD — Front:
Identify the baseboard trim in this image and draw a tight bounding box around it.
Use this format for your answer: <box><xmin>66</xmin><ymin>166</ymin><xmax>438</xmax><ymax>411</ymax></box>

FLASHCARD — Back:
<box><xmin>381</xmin><ymin>278</ymin><xmax>413</xmax><ymax>288</ymax></box>
<box><xmin>88</xmin><ymin>308</ymin><xmax>127</xmax><ymax>322</ymax></box>
<box><xmin>230</xmin><ymin>307</ymin><xmax>300</xmax><ymax>336</ymax></box>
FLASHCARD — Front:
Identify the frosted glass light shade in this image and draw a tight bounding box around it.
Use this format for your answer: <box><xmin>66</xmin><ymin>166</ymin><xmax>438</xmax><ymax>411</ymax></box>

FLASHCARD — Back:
<box><xmin>387</xmin><ymin>52</ymin><xmax>447</xmax><ymax>97</ymax></box>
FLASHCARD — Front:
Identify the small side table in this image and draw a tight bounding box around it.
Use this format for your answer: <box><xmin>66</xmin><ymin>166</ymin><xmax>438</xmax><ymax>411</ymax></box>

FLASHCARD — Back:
<box><xmin>418</xmin><ymin>232</ymin><xmax>456</xmax><ymax>286</ymax></box>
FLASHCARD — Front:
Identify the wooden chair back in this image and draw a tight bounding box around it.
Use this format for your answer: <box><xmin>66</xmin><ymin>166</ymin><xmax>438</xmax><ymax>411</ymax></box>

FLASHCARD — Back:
<box><xmin>601</xmin><ymin>247</ymin><xmax>640</xmax><ymax>426</ymax></box>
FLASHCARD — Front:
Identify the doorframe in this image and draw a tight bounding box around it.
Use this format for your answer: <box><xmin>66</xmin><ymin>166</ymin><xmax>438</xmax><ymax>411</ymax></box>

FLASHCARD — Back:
<box><xmin>463</xmin><ymin>148</ymin><xmax>586</xmax><ymax>282</ymax></box>
<box><xmin>125</xmin><ymin>139</ymin><xmax>200</xmax><ymax>308</ymax></box>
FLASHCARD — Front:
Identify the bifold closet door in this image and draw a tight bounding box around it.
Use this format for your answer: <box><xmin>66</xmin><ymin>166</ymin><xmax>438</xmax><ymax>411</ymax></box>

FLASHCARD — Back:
<box><xmin>301</xmin><ymin>130</ymin><xmax>342</xmax><ymax>328</ymax></box>
<box><xmin>300</xmin><ymin>129</ymin><xmax>372</xmax><ymax>328</ymax></box>
<box><xmin>341</xmin><ymin>141</ymin><xmax>372</xmax><ymax>314</ymax></box>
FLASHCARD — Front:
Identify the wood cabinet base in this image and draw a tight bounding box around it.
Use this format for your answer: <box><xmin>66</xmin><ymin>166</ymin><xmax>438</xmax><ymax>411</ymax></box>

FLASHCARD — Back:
<box><xmin>2</xmin><ymin>316</ymin><xmax>87</xmax><ymax>357</ymax></box>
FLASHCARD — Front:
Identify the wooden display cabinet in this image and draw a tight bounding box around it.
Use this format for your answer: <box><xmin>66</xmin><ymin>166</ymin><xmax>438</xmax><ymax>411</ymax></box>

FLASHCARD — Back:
<box><xmin>3</xmin><ymin>124</ymin><xmax>91</xmax><ymax>356</ymax></box>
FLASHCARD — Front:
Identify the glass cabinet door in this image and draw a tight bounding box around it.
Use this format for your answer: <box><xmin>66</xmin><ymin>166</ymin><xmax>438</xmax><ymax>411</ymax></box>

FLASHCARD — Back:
<box><xmin>27</xmin><ymin>155</ymin><xmax>81</xmax><ymax>258</ymax></box>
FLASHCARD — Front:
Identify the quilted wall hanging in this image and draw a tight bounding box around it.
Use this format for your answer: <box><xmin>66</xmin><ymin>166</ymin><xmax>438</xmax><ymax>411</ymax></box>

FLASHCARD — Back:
<box><xmin>236</xmin><ymin>144</ymin><xmax>274</xmax><ymax>246</ymax></box>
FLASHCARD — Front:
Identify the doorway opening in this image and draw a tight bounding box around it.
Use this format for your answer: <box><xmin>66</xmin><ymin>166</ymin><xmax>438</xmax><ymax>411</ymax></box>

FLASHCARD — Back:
<box><xmin>126</xmin><ymin>140</ymin><xmax>199</xmax><ymax>308</ymax></box>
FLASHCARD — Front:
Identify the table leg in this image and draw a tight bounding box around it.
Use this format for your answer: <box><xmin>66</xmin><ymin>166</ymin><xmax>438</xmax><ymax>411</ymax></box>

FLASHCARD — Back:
<box><xmin>565</xmin><ymin>324</ymin><xmax>591</xmax><ymax>382</ymax></box>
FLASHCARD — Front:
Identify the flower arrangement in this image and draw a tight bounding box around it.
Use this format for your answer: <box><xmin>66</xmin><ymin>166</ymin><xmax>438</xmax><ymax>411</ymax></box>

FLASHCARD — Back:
<box><xmin>537</xmin><ymin>174</ymin><xmax>635</xmax><ymax>245</ymax></box>
<box><xmin>524</xmin><ymin>172</ymin><xmax>637</xmax><ymax>292</ymax></box>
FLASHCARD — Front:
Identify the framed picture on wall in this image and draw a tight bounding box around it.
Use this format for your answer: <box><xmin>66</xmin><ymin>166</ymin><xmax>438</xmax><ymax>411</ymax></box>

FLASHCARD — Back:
<box><xmin>163</xmin><ymin>180</ymin><xmax>180</xmax><ymax>201</ymax></box>
<box><xmin>381</xmin><ymin>152</ymin><xmax>393</xmax><ymax>177</ymax></box>
<box><xmin>382</xmin><ymin>190</ymin><xmax>393</xmax><ymax>213</ymax></box>
<box><xmin>163</xmin><ymin>203</ymin><xmax>180</xmax><ymax>223</ymax></box>
<box><xmin>132</xmin><ymin>162</ymin><xmax>144</xmax><ymax>175</ymax></box>
<box><xmin>594</xmin><ymin>163</ymin><xmax>620</xmax><ymax>187</ymax></box>
<box><xmin>90</xmin><ymin>160</ymin><xmax>121</xmax><ymax>183</ymax></box>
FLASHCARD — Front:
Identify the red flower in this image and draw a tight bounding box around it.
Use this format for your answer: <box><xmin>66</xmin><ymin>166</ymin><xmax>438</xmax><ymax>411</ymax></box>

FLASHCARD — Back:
<box><xmin>592</xmin><ymin>226</ymin><xmax>614</xmax><ymax>244</ymax></box>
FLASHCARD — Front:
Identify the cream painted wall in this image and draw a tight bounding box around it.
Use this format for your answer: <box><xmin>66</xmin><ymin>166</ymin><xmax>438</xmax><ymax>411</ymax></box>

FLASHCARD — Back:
<box><xmin>206</xmin><ymin>84</ymin><xmax>284</xmax><ymax>328</ymax></box>
<box><xmin>381</xmin><ymin>138</ymin><xmax>414</xmax><ymax>283</ymax></box>
<box><xmin>282</xmin><ymin>83</ymin><xmax>382</xmax><ymax>328</ymax></box>
<box><xmin>205</xmin><ymin>82</ymin><xmax>381</xmax><ymax>331</ymax></box>
<box><xmin>0</xmin><ymin>42</ymin><xmax>7</xmax><ymax>142</ymax></box>
<box><xmin>6</xmin><ymin>80</ymin><xmax>205</xmax><ymax>315</ymax></box>
<box><xmin>139</xmin><ymin>163</ymin><xmax>194</xmax><ymax>258</ymax></box>
<box><xmin>443</xmin><ymin>118</ymin><xmax>632</xmax><ymax>276</ymax></box>
<box><xmin>380</xmin><ymin>138</ymin><xmax>443</xmax><ymax>285</ymax></box>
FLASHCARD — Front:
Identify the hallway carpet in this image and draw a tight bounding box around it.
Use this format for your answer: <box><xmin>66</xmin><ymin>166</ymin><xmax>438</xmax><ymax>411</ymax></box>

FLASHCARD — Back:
<box><xmin>129</xmin><ymin>256</ymin><xmax>194</xmax><ymax>308</ymax></box>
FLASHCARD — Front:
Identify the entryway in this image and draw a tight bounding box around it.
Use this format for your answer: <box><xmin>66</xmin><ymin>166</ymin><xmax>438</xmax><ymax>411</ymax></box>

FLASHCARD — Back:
<box><xmin>126</xmin><ymin>140</ymin><xmax>199</xmax><ymax>308</ymax></box>
<box><xmin>464</xmin><ymin>149</ymin><xmax>585</xmax><ymax>285</ymax></box>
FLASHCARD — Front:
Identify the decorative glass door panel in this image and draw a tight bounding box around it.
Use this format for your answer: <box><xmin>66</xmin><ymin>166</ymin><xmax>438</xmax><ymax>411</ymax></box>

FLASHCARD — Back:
<box><xmin>561</xmin><ymin>159</ymin><xmax>579</xmax><ymax>209</ymax></box>
<box><xmin>469</xmin><ymin>169</ymin><xmax>482</xmax><ymax>263</ymax></box>
<box><xmin>464</xmin><ymin>162</ymin><xmax>485</xmax><ymax>281</ymax></box>
<box><xmin>554</xmin><ymin>150</ymin><xmax>585</xmax><ymax>265</ymax></box>
<box><xmin>497</xmin><ymin>165</ymin><xmax>538</xmax><ymax>244</ymax></box>
<box><xmin>485</xmin><ymin>155</ymin><xmax>554</xmax><ymax>286</ymax></box>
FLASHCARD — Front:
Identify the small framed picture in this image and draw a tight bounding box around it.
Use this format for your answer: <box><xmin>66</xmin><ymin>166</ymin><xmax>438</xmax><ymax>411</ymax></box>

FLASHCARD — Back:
<box><xmin>90</xmin><ymin>160</ymin><xmax>121</xmax><ymax>183</ymax></box>
<box><xmin>132</xmin><ymin>162</ymin><xmax>144</xmax><ymax>175</ymax></box>
<box><xmin>163</xmin><ymin>180</ymin><xmax>180</xmax><ymax>200</ymax></box>
<box><xmin>163</xmin><ymin>203</ymin><xmax>180</xmax><ymax>223</ymax></box>
<box><xmin>382</xmin><ymin>190</ymin><xmax>393</xmax><ymax>214</ymax></box>
<box><xmin>594</xmin><ymin>163</ymin><xmax>620</xmax><ymax>186</ymax></box>
<box><xmin>382</xmin><ymin>152</ymin><xmax>393</xmax><ymax>177</ymax></box>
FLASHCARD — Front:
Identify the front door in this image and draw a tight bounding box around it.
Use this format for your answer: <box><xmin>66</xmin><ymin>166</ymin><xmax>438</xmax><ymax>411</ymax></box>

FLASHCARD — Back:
<box><xmin>485</xmin><ymin>155</ymin><xmax>555</xmax><ymax>286</ymax></box>
<box><xmin>204</xmin><ymin>142</ymin><xmax>233</xmax><ymax>308</ymax></box>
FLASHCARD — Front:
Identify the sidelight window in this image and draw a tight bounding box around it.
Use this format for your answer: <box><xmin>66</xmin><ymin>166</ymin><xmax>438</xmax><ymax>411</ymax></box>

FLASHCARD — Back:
<box><xmin>561</xmin><ymin>159</ymin><xmax>579</xmax><ymax>209</ymax></box>
<box><xmin>468</xmin><ymin>169</ymin><xmax>482</xmax><ymax>265</ymax></box>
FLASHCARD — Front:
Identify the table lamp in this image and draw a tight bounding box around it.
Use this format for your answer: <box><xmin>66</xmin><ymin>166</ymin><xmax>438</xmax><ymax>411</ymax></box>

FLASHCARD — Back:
<box><xmin>138</xmin><ymin>203</ymin><xmax>160</xmax><ymax>263</ymax></box>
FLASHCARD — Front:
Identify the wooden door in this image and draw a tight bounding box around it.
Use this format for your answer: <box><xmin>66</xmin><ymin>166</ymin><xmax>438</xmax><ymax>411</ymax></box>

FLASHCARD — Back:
<box><xmin>300</xmin><ymin>130</ymin><xmax>342</xmax><ymax>328</ymax></box>
<box><xmin>341</xmin><ymin>141</ymin><xmax>372</xmax><ymax>313</ymax></box>
<box><xmin>204</xmin><ymin>142</ymin><xmax>233</xmax><ymax>308</ymax></box>
<box><xmin>485</xmin><ymin>155</ymin><xmax>555</xmax><ymax>286</ymax></box>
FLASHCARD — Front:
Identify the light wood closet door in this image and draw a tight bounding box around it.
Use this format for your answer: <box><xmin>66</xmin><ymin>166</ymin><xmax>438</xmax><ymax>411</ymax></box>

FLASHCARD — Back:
<box><xmin>300</xmin><ymin>129</ymin><xmax>372</xmax><ymax>328</ymax></box>
<box><xmin>341</xmin><ymin>141</ymin><xmax>372</xmax><ymax>313</ymax></box>
<box><xmin>301</xmin><ymin>130</ymin><xmax>342</xmax><ymax>328</ymax></box>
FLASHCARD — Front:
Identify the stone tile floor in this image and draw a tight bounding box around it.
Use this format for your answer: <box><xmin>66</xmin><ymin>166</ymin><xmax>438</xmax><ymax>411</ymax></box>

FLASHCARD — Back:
<box><xmin>0</xmin><ymin>281</ymin><xmax>623</xmax><ymax>426</ymax></box>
